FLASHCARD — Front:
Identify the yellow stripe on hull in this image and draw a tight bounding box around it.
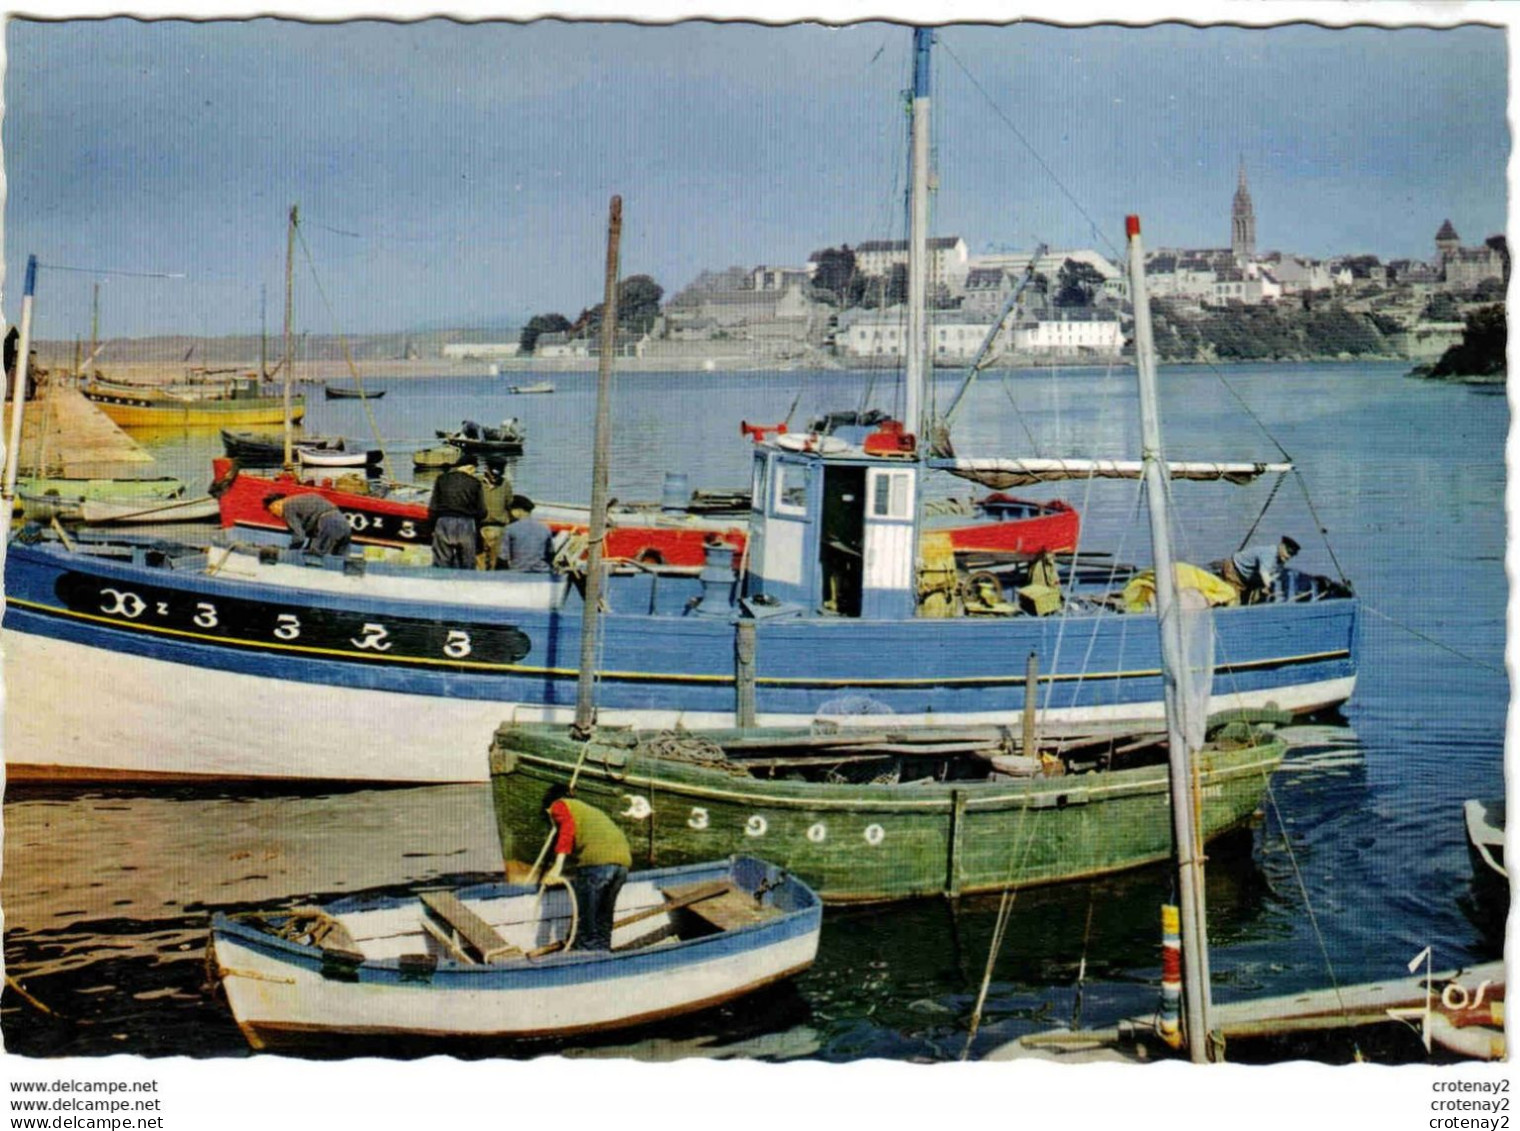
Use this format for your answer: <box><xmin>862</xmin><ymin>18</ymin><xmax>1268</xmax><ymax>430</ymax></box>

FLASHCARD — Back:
<box><xmin>88</xmin><ymin>398</ymin><xmax>305</xmax><ymax>428</ymax></box>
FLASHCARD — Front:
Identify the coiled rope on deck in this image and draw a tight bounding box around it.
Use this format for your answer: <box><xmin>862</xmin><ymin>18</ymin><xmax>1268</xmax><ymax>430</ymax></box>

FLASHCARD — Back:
<box><xmin>639</xmin><ymin>730</ymin><xmax>751</xmax><ymax>776</ymax></box>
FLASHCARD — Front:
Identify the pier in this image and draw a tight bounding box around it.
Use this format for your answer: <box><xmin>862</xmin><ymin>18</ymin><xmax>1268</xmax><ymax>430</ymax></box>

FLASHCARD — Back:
<box><xmin>3</xmin><ymin>383</ymin><xmax>153</xmax><ymax>477</ymax></box>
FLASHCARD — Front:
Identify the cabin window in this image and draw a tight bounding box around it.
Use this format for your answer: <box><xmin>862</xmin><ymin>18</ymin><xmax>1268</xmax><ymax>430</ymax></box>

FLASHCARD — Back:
<box><xmin>751</xmin><ymin>457</ymin><xmax>767</xmax><ymax>511</ymax></box>
<box><xmin>774</xmin><ymin>461</ymin><xmax>810</xmax><ymax>516</ymax></box>
<box><xmin>871</xmin><ymin>470</ymin><xmax>912</xmax><ymax>519</ymax></box>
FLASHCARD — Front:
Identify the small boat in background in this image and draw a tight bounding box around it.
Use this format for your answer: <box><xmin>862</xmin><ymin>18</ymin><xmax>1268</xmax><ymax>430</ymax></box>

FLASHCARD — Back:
<box><xmin>296</xmin><ymin>447</ymin><xmax>385</xmax><ymax>471</ymax></box>
<box><xmin>221</xmin><ymin>429</ymin><xmax>347</xmax><ymax>467</ymax></box>
<box><xmin>413</xmin><ymin>445</ymin><xmax>464</xmax><ymax>470</ymax></box>
<box><xmin>436</xmin><ymin>418</ymin><xmax>526</xmax><ymax>458</ymax></box>
<box><xmin>507</xmin><ymin>381</ymin><xmax>555</xmax><ymax>395</ymax></box>
<box><xmin>208</xmin><ymin>855</ymin><xmax>822</xmax><ymax>1050</ymax></box>
<box><xmin>325</xmin><ymin>385</ymin><xmax>385</xmax><ymax>400</ymax></box>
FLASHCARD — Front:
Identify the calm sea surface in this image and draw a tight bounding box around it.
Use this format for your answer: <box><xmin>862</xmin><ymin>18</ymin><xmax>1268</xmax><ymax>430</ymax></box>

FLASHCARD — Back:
<box><xmin>2</xmin><ymin>361</ymin><xmax>1508</xmax><ymax>1062</ymax></box>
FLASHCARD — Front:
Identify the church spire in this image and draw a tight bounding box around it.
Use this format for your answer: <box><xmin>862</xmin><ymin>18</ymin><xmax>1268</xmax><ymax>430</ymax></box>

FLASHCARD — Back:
<box><xmin>1231</xmin><ymin>157</ymin><xmax>1256</xmax><ymax>263</ymax></box>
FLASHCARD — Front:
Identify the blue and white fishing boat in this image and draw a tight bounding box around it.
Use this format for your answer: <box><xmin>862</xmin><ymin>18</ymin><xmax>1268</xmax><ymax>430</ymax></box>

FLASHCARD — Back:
<box><xmin>0</xmin><ymin>28</ymin><xmax>1358</xmax><ymax>786</ymax></box>
<box><xmin>208</xmin><ymin>855</ymin><xmax>821</xmax><ymax>1050</ymax></box>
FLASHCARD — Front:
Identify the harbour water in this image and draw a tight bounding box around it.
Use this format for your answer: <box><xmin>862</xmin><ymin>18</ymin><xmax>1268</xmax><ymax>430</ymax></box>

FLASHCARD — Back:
<box><xmin>1</xmin><ymin>360</ymin><xmax>1507</xmax><ymax>1062</ymax></box>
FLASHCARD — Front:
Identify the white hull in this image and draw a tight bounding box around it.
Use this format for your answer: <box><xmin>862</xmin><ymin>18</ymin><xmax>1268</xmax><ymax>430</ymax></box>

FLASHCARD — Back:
<box><xmin>214</xmin><ymin>927</ymin><xmax>817</xmax><ymax>1044</ymax></box>
<box><xmin>78</xmin><ymin>495</ymin><xmax>222</xmax><ymax>524</ymax></box>
<box><xmin>210</xmin><ymin>868</ymin><xmax>821</xmax><ymax>1046</ymax></box>
<box><xmin>2</xmin><ymin>628</ymin><xmax>1354</xmax><ymax>784</ymax></box>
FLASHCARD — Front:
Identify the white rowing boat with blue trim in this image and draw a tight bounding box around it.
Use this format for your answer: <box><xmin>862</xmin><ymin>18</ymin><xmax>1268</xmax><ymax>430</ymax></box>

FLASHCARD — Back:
<box><xmin>208</xmin><ymin>855</ymin><xmax>821</xmax><ymax>1049</ymax></box>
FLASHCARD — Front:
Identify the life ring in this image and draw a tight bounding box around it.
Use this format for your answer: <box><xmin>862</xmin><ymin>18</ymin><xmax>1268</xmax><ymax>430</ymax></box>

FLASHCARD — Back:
<box><xmin>774</xmin><ymin>432</ymin><xmax>849</xmax><ymax>455</ymax></box>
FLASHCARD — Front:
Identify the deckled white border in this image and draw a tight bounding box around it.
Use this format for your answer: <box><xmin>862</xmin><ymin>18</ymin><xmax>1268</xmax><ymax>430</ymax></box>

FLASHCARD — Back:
<box><xmin>0</xmin><ymin>4</ymin><xmax>1512</xmax><ymax>1127</ymax></box>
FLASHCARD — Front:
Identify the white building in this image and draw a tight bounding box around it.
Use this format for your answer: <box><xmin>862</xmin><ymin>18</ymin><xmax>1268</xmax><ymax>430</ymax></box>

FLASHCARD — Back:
<box><xmin>1013</xmin><ymin>311</ymin><xmax>1124</xmax><ymax>354</ymax></box>
<box><xmin>1210</xmin><ymin>268</ymin><xmax>1282</xmax><ymax>306</ymax></box>
<box><xmin>969</xmin><ymin>248</ymin><xmax>1120</xmax><ymax>285</ymax></box>
<box><xmin>840</xmin><ymin>307</ymin><xmax>1121</xmax><ymax>360</ymax></box>
<box><xmin>1144</xmin><ymin>254</ymin><xmax>1224</xmax><ymax>301</ymax></box>
<box><xmin>532</xmin><ymin>332</ymin><xmax>586</xmax><ymax>359</ymax></box>
<box><xmin>1264</xmin><ymin>255</ymin><xmax>1334</xmax><ymax>293</ymax></box>
<box><xmin>442</xmin><ymin>342</ymin><xmax>522</xmax><ymax>360</ymax></box>
<box><xmin>840</xmin><ymin>308</ymin><xmax>994</xmax><ymax>361</ymax></box>
<box><xmin>853</xmin><ymin>236</ymin><xmax>970</xmax><ymax>295</ymax></box>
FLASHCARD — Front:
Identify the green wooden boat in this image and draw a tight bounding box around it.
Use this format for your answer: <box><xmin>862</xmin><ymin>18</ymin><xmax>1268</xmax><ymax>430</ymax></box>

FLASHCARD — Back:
<box><xmin>17</xmin><ymin>475</ymin><xmax>185</xmax><ymax>501</ymax></box>
<box><xmin>488</xmin><ymin>722</ymin><xmax>1285</xmax><ymax>904</ymax></box>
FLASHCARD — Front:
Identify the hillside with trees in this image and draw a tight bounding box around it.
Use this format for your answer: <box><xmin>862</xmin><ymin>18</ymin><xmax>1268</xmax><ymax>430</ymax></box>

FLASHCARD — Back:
<box><xmin>1413</xmin><ymin>303</ymin><xmax>1507</xmax><ymax>381</ymax></box>
<box><xmin>519</xmin><ymin>274</ymin><xmax>665</xmax><ymax>354</ymax></box>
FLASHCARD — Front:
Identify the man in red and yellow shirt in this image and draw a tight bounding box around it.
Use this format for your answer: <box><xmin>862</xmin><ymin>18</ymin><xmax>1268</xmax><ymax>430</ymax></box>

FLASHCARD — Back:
<box><xmin>537</xmin><ymin>786</ymin><xmax>632</xmax><ymax>951</ymax></box>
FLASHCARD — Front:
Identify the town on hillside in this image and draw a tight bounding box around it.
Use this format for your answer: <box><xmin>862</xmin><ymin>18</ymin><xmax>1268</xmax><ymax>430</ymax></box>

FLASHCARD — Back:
<box><xmin>43</xmin><ymin>167</ymin><xmax>1506</xmax><ymax>376</ymax></box>
<box><xmin>461</xmin><ymin>165</ymin><xmax>1507</xmax><ymax>371</ymax></box>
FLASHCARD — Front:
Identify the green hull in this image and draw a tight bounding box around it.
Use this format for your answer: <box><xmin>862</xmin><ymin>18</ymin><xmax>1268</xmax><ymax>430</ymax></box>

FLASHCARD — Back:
<box><xmin>488</xmin><ymin>724</ymin><xmax>1285</xmax><ymax>904</ymax></box>
<box><xmin>17</xmin><ymin>475</ymin><xmax>185</xmax><ymax>501</ymax></box>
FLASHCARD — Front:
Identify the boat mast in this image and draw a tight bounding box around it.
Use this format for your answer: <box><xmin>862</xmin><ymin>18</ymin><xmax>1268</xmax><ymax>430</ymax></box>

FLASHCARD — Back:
<box><xmin>572</xmin><ymin>194</ymin><xmax>623</xmax><ymax>738</ymax></box>
<box><xmin>1126</xmin><ymin>214</ymin><xmax>1214</xmax><ymax>1063</ymax></box>
<box><xmin>89</xmin><ymin>281</ymin><xmax>99</xmax><ymax>377</ymax></box>
<box><xmin>283</xmin><ymin>204</ymin><xmax>298</xmax><ymax>470</ymax></box>
<box><xmin>260</xmin><ymin>283</ymin><xmax>268</xmax><ymax>382</ymax></box>
<box><xmin>2</xmin><ymin>255</ymin><xmax>38</xmax><ymax>501</ymax></box>
<box><xmin>904</xmin><ymin>25</ymin><xmax>932</xmax><ymax>442</ymax></box>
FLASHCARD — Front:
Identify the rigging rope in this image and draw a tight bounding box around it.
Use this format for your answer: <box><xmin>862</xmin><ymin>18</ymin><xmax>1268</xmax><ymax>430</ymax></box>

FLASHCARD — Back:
<box><xmin>1360</xmin><ymin>604</ymin><xmax>1505</xmax><ymax>675</ymax></box>
<box><xmin>292</xmin><ymin>224</ymin><xmax>391</xmax><ymax>472</ymax></box>
<box><xmin>936</xmin><ymin>37</ymin><xmax>1124</xmax><ymax>265</ymax></box>
<box><xmin>1256</xmin><ymin>765</ymin><xmax>1361</xmax><ymax>1055</ymax></box>
<box><xmin>959</xmin><ymin>790</ymin><xmax>1048</xmax><ymax>1060</ymax></box>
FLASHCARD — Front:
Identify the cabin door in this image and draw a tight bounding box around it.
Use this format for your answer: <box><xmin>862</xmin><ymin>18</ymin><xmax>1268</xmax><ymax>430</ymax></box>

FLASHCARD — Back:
<box><xmin>820</xmin><ymin>466</ymin><xmax>867</xmax><ymax>616</ymax></box>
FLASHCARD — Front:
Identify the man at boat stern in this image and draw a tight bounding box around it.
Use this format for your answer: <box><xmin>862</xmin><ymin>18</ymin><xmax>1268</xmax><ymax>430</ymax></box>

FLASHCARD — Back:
<box><xmin>1220</xmin><ymin>535</ymin><xmax>1300</xmax><ymax>604</ymax></box>
<box><xmin>536</xmin><ymin>786</ymin><xmax>632</xmax><ymax>951</ymax></box>
<box><xmin>428</xmin><ymin>454</ymin><xmax>487</xmax><ymax>569</ymax></box>
<box><xmin>265</xmin><ymin>492</ymin><xmax>353</xmax><ymax>557</ymax></box>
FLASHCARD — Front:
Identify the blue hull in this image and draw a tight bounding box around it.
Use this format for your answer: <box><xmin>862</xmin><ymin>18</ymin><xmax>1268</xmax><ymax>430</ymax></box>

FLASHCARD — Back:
<box><xmin>2</xmin><ymin>539</ymin><xmax>1358</xmax><ymax>782</ymax></box>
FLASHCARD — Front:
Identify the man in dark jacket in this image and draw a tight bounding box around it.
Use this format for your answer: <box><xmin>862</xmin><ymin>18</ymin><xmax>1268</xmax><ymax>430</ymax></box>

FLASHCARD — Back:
<box><xmin>428</xmin><ymin>454</ymin><xmax>487</xmax><ymax>569</ymax></box>
<box><xmin>265</xmin><ymin>492</ymin><xmax>352</xmax><ymax>557</ymax></box>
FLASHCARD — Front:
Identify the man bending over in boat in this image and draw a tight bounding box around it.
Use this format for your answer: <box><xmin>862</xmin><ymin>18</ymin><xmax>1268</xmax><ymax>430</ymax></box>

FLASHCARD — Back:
<box><xmin>264</xmin><ymin>492</ymin><xmax>352</xmax><ymax>557</ymax></box>
<box><xmin>1219</xmin><ymin>535</ymin><xmax>1300</xmax><ymax>604</ymax></box>
<box><xmin>535</xmin><ymin>786</ymin><xmax>632</xmax><ymax>951</ymax></box>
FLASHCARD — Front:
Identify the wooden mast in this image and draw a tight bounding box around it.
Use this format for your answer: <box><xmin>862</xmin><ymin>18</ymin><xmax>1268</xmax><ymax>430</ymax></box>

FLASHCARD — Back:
<box><xmin>259</xmin><ymin>283</ymin><xmax>269</xmax><ymax>382</ymax></box>
<box><xmin>1126</xmin><ymin>213</ymin><xmax>1215</xmax><ymax>1063</ymax></box>
<box><xmin>89</xmin><ymin>281</ymin><xmax>99</xmax><ymax>377</ymax></box>
<box><xmin>904</xmin><ymin>26</ymin><xmax>932</xmax><ymax>442</ymax></box>
<box><xmin>282</xmin><ymin>204</ymin><xmax>298</xmax><ymax>471</ymax></box>
<box><xmin>572</xmin><ymin>195</ymin><xmax>623</xmax><ymax>738</ymax></box>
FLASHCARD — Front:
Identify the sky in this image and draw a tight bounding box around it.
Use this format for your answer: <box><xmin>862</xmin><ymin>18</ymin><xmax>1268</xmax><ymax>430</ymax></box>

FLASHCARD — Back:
<box><xmin>2</xmin><ymin>10</ymin><xmax>1509</xmax><ymax>340</ymax></box>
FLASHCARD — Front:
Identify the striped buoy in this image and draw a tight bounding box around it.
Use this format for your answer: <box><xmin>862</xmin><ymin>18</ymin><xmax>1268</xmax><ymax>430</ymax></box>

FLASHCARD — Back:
<box><xmin>1158</xmin><ymin>903</ymin><xmax>1184</xmax><ymax>1049</ymax></box>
